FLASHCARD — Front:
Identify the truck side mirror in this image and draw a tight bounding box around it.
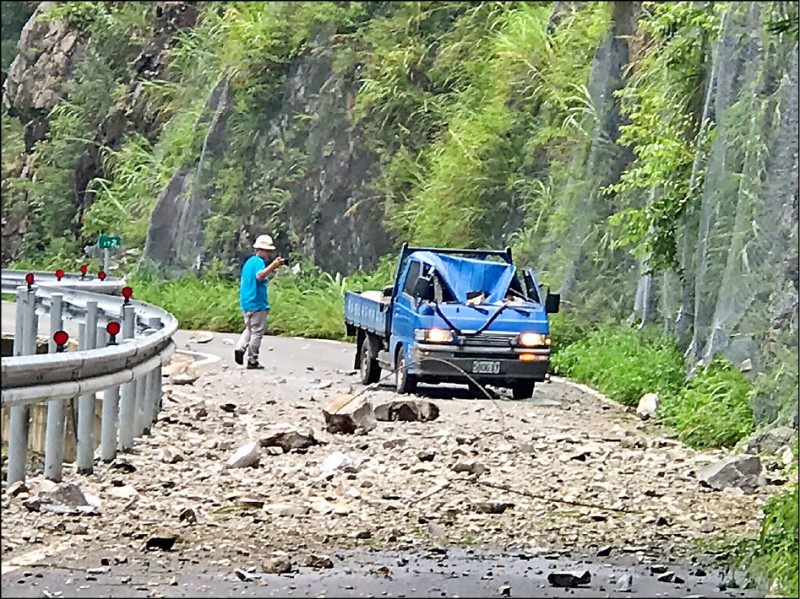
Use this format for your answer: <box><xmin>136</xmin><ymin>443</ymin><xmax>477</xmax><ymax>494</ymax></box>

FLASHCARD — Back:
<box><xmin>545</xmin><ymin>292</ymin><xmax>560</xmax><ymax>314</ymax></box>
<box><xmin>412</xmin><ymin>276</ymin><xmax>434</xmax><ymax>302</ymax></box>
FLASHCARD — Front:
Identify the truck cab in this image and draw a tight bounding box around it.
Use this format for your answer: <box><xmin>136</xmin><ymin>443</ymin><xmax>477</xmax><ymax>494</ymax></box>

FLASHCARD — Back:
<box><xmin>344</xmin><ymin>244</ymin><xmax>560</xmax><ymax>399</ymax></box>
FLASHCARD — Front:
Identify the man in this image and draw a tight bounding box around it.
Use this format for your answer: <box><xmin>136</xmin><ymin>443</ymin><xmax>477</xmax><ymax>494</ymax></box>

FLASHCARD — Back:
<box><xmin>234</xmin><ymin>234</ymin><xmax>285</xmax><ymax>369</ymax></box>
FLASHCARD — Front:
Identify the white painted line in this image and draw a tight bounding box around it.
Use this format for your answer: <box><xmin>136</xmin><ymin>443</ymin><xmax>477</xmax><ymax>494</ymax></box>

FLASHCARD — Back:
<box><xmin>1</xmin><ymin>541</ymin><xmax>73</xmax><ymax>575</ymax></box>
<box><xmin>174</xmin><ymin>349</ymin><xmax>220</xmax><ymax>368</ymax></box>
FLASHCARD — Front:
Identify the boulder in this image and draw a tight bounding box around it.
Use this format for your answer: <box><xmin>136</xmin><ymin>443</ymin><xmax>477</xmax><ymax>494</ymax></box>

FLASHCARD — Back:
<box><xmin>697</xmin><ymin>455</ymin><xmax>765</xmax><ymax>492</ymax></box>
<box><xmin>259</xmin><ymin>424</ymin><xmax>318</xmax><ymax>452</ymax></box>
<box><xmin>323</xmin><ymin>394</ymin><xmax>376</xmax><ymax>434</ymax></box>
<box><xmin>225</xmin><ymin>442</ymin><xmax>260</xmax><ymax>469</ymax></box>
<box><xmin>23</xmin><ymin>483</ymin><xmax>100</xmax><ymax>516</ymax></box>
<box><xmin>374</xmin><ymin>400</ymin><xmax>440</xmax><ymax>422</ymax></box>
<box><xmin>636</xmin><ymin>393</ymin><xmax>659</xmax><ymax>421</ymax></box>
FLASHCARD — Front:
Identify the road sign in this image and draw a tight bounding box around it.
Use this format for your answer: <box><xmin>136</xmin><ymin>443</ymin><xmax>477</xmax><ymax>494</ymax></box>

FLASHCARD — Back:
<box><xmin>98</xmin><ymin>235</ymin><xmax>121</xmax><ymax>250</ymax></box>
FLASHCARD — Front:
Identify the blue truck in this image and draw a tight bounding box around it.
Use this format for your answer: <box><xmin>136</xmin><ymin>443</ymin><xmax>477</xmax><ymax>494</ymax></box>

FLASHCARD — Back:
<box><xmin>343</xmin><ymin>244</ymin><xmax>560</xmax><ymax>399</ymax></box>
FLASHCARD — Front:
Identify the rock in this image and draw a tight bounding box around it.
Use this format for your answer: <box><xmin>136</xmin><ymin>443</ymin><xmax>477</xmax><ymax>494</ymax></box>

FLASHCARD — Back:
<box><xmin>170</xmin><ymin>370</ymin><xmax>199</xmax><ymax>385</ymax></box>
<box><xmin>109</xmin><ymin>458</ymin><xmax>137</xmax><ymax>473</ymax></box>
<box><xmin>7</xmin><ymin>481</ymin><xmax>28</xmax><ymax>498</ymax></box>
<box><xmin>473</xmin><ymin>501</ymin><xmax>514</xmax><ymax>514</ymax></box>
<box><xmin>220</xmin><ymin>403</ymin><xmax>237</xmax><ymax>413</ymax></box>
<box><xmin>596</xmin><ymin>545</ymin><xmax>613</xmax><ymax>557</ymax></box>
<box><xmin>262</xmin><ymin>503</ymin><xmax>307</xmax><ymax>517</ymax></box>
<box><xmin>265</xmin><ymin>446</ymin><xmax>284</xmax><ymax>456</ymax></box>
<box><xmin>262</xmin><ymin>555</ymin><xmax>293</xmax><ymax>574</ymax></box>
<box><xmin>780</xmin><ymin>445</ymin><xmax>794</xmax><ymax>466</ymax></box>
<box><xmin>323</xmin><ymin>394</ymin><xmax>377</xmax><ymax>434</ymax></box>
<box><xmin>739</xmin><ymin>358</ymin><xmax>752</xmax><ymax>372</ymax></box>
<box><xmin>27</xmin><ymin>483</ymin><xmax>100</xmax><ymax>516</ymax></box>
<box><xmin>107</xmin><ymin>485</ymin><xmax>138</xmax><ymax>500</ymax></box>
<box><xmin>300</xmin><ymin>554</ymin><xmax>334</xmax><ymax>569</ymax></box>
<box><xmin>189</xmin><ymin>332</ymin><xmax>214</xmax><ymax>344</ymax></box>
<box><xmin>636</xmin><ymin>393</ymin><xmax>659</xmax><ymax>421</ymax></box>
<box><xmin>179</xmin><ymin>507</ymin><xmax>199</xmax><ymax>523</ymax></box>
<box><xmin>418</xmin><ymin>451</ymin><xmax>436</xmax><ymax>462</ymax></box>
<box><xmin>743</xmin><ymin>426</ymin><xmax>795</xmax><ymax>456</ymax></box>
<box><xmin>225</xmin><ymin>442</ymin><xmax>260</xmax><ymax>469</ymax></box>
<box><xmin>260</xmin><ymin>424</ymin><xmax>319</xmax><ymax>452</ymax></box>
<box><xmin>697</xmin><ymin>455</ymin><xmax>765</xmax><ymax>492</ymax></box>
<box><xmin>320</xmin><ymin>452</ymin><xmax>364</xmax><ymax>474</ymax></box>
<box><xmin>452</xmin><ymin>460</ymin><xmax>487</xmax><ymax>476</ymax></box>
<box><xmin>159</xmin><ymin>447</ymin><xmax>184</xmax><ymax>464</ymax></box>
<box><xmin>547</xmin><ymin>571</ymin><xmax>591</xmax><ymax>588</ymax></box>
<box><xmin>374</xmin><ymin>400</ymin><xmax>440</xmax><ymax>422</ymax></box>
<box><xmin>145</xmin><ymin>534</ymin><xmax>177</xmax><ymax>552</ymax></box>
<box><xmin>616</xmin><ymin>574</ymin><xmax>633</xmax><ymax>593</ymax></box>
<box><xmin>383</xmin><ymin>438</ymin><xmax>406</xmax><ymax>449</ymax></box>
<box><xmin>657</xmin><ymin>571</ymin><xmax>675</xmax><ymax>583</ymax></box>
<box><xmin>234</xmin><ymin>569</ymin><xmax>254</xmax><ymax>582</ymax></box>
<box><xmin>499</xmin><ymin>585</ymin><xmax>512</xmax><ymax>597</ymax></box>
<box><xmin>317</xmin><ymin>380</ymin><xmax>333</xmax><ymax>390</ymax></box>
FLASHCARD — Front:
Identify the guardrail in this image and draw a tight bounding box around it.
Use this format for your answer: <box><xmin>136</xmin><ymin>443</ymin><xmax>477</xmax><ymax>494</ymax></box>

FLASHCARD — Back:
<box><xmin>1</xmin><ymin>268</ymin><xmax>177</xmax><ymax>484</ymax></box>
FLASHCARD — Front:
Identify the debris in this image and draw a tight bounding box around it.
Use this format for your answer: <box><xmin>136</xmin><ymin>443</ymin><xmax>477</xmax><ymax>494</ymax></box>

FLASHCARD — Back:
<box><xmin>547</xmin><ymin>571</ymin><xmax>591</xmax><ymax>588</ymax></box>
<box><xmin>178</xmin><ymin>507</ymin><xmax>199</xmax><ymax>523</ymax></box>
<box><xmin>189</xmin><ymin>332</ymin><xmax>214</xmax><ymax>344</ymax></box>
<box><xmin>616</xmin><ymin>574</ymin><xmax>633</xmax><ymax>592</ymax></box>
<box><xmin>636</xmin><ymin>393</ymin><xmax>659</xmax><ymax>421</ymax></box>
<box><xmin>417</xmin><ymin>450</ymin><xmax>436</xmax><ymax>462</ymax></box>
<box><xmin>23</xmin><ymin>483</ymin><xmax>100</xmax><ymax>516</ymax></box>
<box><xmin>299</xmin><ymin>554</ymin><xmax>334</xmax><ymax>569</ymax></box>
<box><xmin>452</xmin><ymin>460</ymin><xmax>487</xmax><ymax>476</ymax></box>
<box><xmin>374</xmin><ymin>400</ymin><xmax>440</xmax><ymax>422</ymax></box>
<box><xmin>742</xmin><ymin>426</ymin><xmax>794</xmax><ymax>456</ymax></box>
<box><xmin>260</xmin><ymin>424</ymin><xmax>319</xmax><ymax>452</ymax></box>
<box><xmin>657</xmin><ymin>571</ymin><xmax>676</xmax><ymax>583</ymax></box>
<box><xmin>159</xmin><ymin>447</ymin><xmax>184</xmax><ymax>464</ymax></box>
<box><xmin>323</xmin><ymin>394</ymin><xmax>377</xmax><ymax>434</ymax></box>
<box><xmin>262</xmin><ymin>555</ymin><xmax>293</xmax><ymax>574</ymax></box>
<box><xmin>473</xmin><ymin>501</ymin><xmax>514</xmax><ymax>514</ymax></box>
<box><xmin>7</xmin><ymin>481</ymin><xmax>28</xmax><ymax>498</ymax></box>
<box><xmin>596</xmin><ymin>545</ymin><xmax>613</xmax><ymax>557</ymax></box>
<box><xmin>234</xmin><ymin>569</ymin><xmax>254</xmax><ymax>582</ymax></box>
<box><xmin>225</xmin><ymin>442</ymin><xmax>260</xmax><ymax>469</ymax></box>
<box><xmin>145</xmin><ymin>534</ymin><xmax>177</xmax><ymax>552</ymax></box>
<box><xmin>320</xmin><ymin>451</ymin><xmax>364</xmax><ymax>474</ymax></box>
<box><xmin>170</xmin><ymin>370</ymin><xmax>199</xmax><ymax>385</ymax></box>
<box><xmin>499</xmin><ymin>585</ymin><xmax>512</xmax><ymax>597</ymax></box>
<box><xmin>109</xmin><ymin>457</ymin><xmax>137</xmax><ymax>473</ymax></box>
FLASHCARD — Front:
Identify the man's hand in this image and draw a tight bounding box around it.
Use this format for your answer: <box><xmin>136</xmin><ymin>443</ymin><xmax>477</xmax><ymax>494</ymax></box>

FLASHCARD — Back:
<box><xmin>269</xmin><ymin>257</ymin><xmax>286</xmax><ymax>269</ymax></box>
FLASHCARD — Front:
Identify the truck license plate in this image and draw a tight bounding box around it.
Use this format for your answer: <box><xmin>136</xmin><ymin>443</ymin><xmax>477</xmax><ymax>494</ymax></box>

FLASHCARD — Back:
<box><xmin>472</xmin><ymin>360</ymin><xmax>501</xmax><ymax>374</ymax></box>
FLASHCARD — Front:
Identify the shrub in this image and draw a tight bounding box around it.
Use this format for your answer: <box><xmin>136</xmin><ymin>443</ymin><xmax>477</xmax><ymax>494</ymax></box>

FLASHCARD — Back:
<box><xmin>658</xmin><ymin>356</ymin><xmax>755</xmax><ymax>449</ymax></box>
<box><xmin>551</xmin><ymin>324</ymin><xmax>685</xmax><ymax>405</ymax></box>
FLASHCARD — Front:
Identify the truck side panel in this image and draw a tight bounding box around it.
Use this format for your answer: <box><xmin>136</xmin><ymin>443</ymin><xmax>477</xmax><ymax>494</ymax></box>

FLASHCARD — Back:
<box><xmin>343</xmin><ymin>291</ymin><xmax>390</xmax><ymax>338</ymax></box>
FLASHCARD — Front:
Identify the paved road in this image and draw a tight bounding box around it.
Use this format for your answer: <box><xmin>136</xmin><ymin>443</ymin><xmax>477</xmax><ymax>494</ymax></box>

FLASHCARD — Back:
<box><xmin>2</xmin><ymin>546</ymin><xmax>756</xmax><ymax>598</ymax></box>
<box><xmin>1</xmin><ymin>302</ymin><xmax>760</xmax><ymax>597</ymax></box>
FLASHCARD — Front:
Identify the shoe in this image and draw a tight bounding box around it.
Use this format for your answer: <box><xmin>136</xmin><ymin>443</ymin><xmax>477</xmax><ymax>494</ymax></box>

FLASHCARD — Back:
<box><xmin>234</xmin><ymin>349</ymin><xmax>244</xmax><ymax>365</ymax></box>
<box><xmin>246</xmin><ymin>362</ymin><xmax>265</xmax><ymax>370</ymax></box>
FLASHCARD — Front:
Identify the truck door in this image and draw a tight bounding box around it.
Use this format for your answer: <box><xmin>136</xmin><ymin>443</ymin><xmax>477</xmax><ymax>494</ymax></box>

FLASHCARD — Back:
<box><xmin>390</xmin><ymin>259</ymin><xmax>421</xmax><ymax>366</ymax></box>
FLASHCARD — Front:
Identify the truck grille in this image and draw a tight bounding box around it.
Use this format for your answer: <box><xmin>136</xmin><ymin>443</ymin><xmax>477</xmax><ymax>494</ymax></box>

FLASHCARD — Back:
<box><xmin>459</xmin><ymin>332</ymin><xmax>517</xmax><ymax>348</ymax></box>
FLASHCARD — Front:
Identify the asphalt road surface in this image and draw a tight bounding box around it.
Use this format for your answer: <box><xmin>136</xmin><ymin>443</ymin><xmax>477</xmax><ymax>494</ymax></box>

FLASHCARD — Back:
<box><xmin>1</xmin><ymin>302</ymin><xmax>760</xmax><ymax>597</ymax></box>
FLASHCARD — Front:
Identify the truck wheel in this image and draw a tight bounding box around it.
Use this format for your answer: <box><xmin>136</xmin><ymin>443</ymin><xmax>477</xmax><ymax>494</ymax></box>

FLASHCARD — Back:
<box><xmin>395</xmin><ymin>347</ymin><xmax>417</xmax><ymax>394</ymax></box>
<box><xmin>511</xmin><ymin>381</ymin><xmax>535</xmax><ymax>400</ymax></box>
<box><xmin>359</xmin><ymin>335</ymin><xmax>381</xmax><ymax>385</ymax></box>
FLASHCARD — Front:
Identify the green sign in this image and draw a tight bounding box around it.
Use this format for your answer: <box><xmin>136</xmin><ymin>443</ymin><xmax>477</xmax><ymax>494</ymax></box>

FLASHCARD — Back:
<box><xmin>98</xmin><ymin>234</ymin><xmax>122</xmax><ymax>250</ymax></box>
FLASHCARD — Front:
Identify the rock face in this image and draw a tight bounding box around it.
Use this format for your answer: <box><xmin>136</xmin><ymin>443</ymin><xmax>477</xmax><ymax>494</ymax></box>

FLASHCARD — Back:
<box><xmin>697</xmin><ymin>455</ymin><xmax>765</xmax><ymax>493</ymax></box>
<box><xmin>323</xmin><ymin>394</ymin><xmax>377</xmax><ymax>434</ymax></box>
<box><xmin>742</xmin><ymin>426</ymin><xmax>796</xmax><ymax>456</ymax></box>
<box><xmin>374</xmin><ymin>400</ymin><xmax>440</xmax><ymax>423</ymax></box>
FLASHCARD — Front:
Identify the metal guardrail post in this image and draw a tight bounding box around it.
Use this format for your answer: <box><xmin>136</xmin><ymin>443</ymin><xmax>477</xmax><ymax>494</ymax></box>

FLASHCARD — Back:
<box><xmin>118</xmin><ymin>304</ymin><xmax>137</xmax><ymax>451</ymax></box>
<box><xmin>7</xmin><ymin>286</ymin><xmax>34</xmax><ymax>484</ymax></box>
<box><xmin>99</xmin><ymin>315</ymin><xmax>120</xmax><ymax>462</ymax></box>
<box><xmin>144</xmin><ymin>317</ymin><xmax>162</xmax><ymax>429</ymax></box>
<box><xmin>76</xmin><ymin>300</ymin><xmax>98</xmax><ymax>473</ymax></box>
<box><xmin>44</xmin><ymin>293</ymin><xmax>66</xmax><ymax>481</ymax></box>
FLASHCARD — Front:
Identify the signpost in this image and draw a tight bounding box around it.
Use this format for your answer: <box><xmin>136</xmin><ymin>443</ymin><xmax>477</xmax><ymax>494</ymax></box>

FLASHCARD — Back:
<box><xmin>98</xmin><ymin>235</ymin><xmax>122</xmax><ymax>274</ymax></box>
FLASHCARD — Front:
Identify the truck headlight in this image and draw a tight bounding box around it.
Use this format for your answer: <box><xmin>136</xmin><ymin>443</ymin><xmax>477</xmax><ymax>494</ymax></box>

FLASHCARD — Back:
<box><xmin>518</xmin><ymin>332</ymin><xmax>550</xmax><ymax>347</ymax></box>
<box><xmin>415</xmin><ymin>328</ymin><xmax>453</xmax><ymax>343</ymax></box>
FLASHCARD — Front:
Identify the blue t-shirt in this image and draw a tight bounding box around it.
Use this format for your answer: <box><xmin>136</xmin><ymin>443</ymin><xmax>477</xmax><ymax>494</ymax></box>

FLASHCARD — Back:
<box><xmin>239</xmin><ymin>255</ymin><xmax>269</xmax><ymax>311</ymax></box>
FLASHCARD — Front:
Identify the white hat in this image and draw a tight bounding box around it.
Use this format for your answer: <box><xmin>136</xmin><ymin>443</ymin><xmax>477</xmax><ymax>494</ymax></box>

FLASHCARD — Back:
<box><xmin>253</xmin><ymin>234</ymin><xmax>276</xmax><ymax>251</ymax></box>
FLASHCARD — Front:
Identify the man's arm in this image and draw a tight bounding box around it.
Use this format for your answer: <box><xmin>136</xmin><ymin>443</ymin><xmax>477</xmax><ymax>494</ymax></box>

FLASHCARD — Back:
<box><xmin>255</xmin><ymin>257</ymin><xmax>285</xmax><ymax>281</ymax></box>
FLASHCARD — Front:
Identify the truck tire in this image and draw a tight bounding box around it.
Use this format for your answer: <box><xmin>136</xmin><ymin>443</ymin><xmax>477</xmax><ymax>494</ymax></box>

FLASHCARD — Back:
<box><xmin>511</xmin><ymin>381</ymin><xmax>535</xmax><ymax>400</ymax></box>
<box><xmin>395</xmin><ymin>347</ymin><xmax>417</xmax><ymax>394</ymax></box>
<box><xmin>359</xmin><ymin>334</ymin><xmax>381</xmax><ymax>385</ymax></box>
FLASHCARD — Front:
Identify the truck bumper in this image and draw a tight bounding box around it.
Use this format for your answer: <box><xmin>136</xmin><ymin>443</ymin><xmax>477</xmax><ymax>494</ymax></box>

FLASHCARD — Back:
<box><xmin>411</xmin><ymin>343</ymin><xmax>549</xmax><ymax>385</ymax></box>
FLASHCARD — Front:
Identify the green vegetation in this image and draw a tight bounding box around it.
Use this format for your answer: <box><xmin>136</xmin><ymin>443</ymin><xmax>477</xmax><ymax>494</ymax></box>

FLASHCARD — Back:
<box><xmin>551</xmin><ymin>324</ymin><xmax>685</xmax><ymax>407</ymax></box>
